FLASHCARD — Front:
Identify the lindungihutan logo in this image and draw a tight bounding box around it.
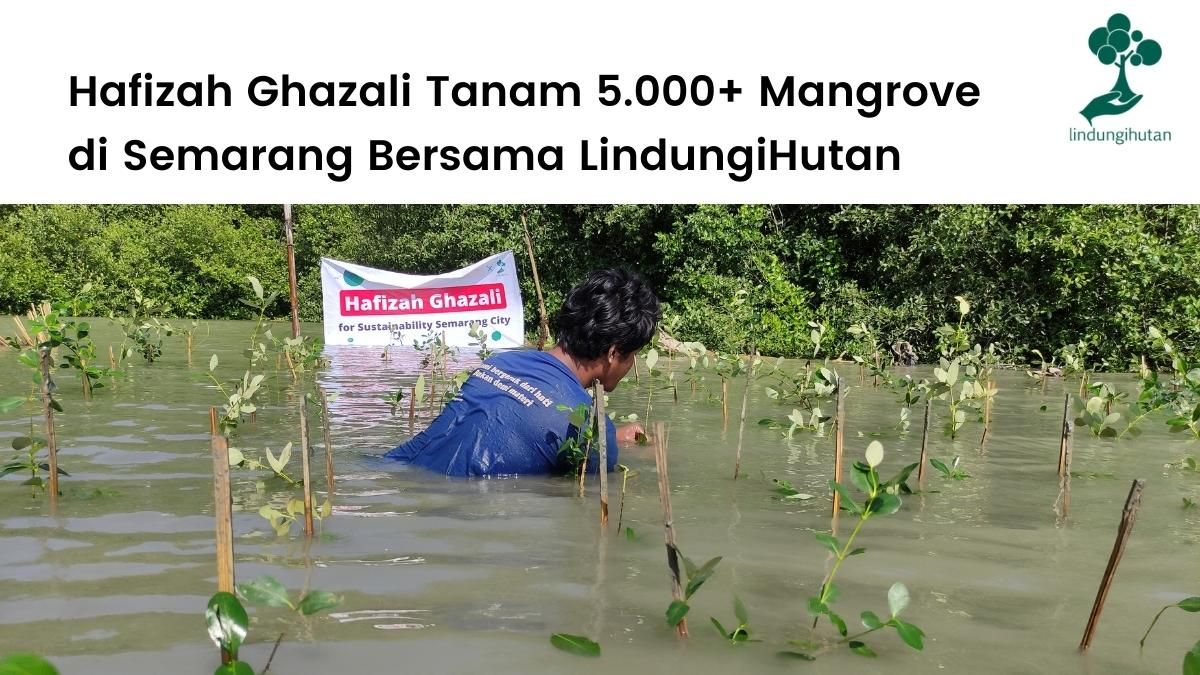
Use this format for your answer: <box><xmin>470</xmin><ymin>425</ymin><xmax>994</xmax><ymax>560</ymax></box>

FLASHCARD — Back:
<box><xmin>1080</xmin><ymin>13</ymin><xmax>1162</xmax><ymax>125</ymax></box>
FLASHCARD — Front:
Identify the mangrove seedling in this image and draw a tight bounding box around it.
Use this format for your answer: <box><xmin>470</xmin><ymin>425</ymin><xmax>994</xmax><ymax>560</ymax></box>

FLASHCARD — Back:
<box><xmin>112</xmin><ymin>288</ymin><xmax>173</xmax><ymax>364</ymax></box>
<box><xmin>848</xmin><ymin>323</ymin><xmax>889</xmax><ymax>387</ymax></box>
<box><xmin>929</xmin><ymin>456</ymin><xmax>970</xmax><ymax>480</ymax></box>
<box><xmin>467</xmin><ymin>322</ymin><xmax>494</xmax><ymax>360</ymax></box>
<box><xmin>384</xmin><ymin>389</ymin><xmax>405</xmax><ymax>415</ymax></box>
<box><xmin>2</xmin><ymin>430</ymin><xmax>69</xmax><ymax>495</ymax></box>
<box><xmin>711</xmin><ymin>596</ymin><xmax>760</xmax><ymax>644</ymax></box>
<box><xmin>808</xmin><ymin>320</ymin><xmax>828</xmax><ymax>358</ymax></box>
<box><xmin>1074</xmin><ymin>395</ymin><xmax>1123</xmax><ymax>437</ymax></box>
<box><xmin>795</xmin><ymin>442</ymin><xmax>925</xmax><ymax>660</ymax></box>
<box><xmin>1139</xmin><ymin>595</ymin><xmax>1200</xmax><ymax>674</ymax></box>
<box><xmin>934</xmin><ymin>296</ymin><xmax>972</xmax><ymax>359</ymax></box>
<box><xmin>771</xmin><ymin>478</ymin><xmax>815</xmax><ymax>501</ymax></box>
<box><xmin>206</xmin><ymin>355</ymin><xmax>267</xmax><ymax>435</ymax></box>
<box><xmin>665</xmin><ymin>549</ymin><xmax>723</xmax><ymax>628</ymax></box>
<box><xmin>555</xmin><ymin>402</ymin><xmax>595</xmax><ymax>474</ymax></box>
<box><xmin>208</xmin><ymin>576</ymin><xmax>341</xmax><ymax>674</ymax></box>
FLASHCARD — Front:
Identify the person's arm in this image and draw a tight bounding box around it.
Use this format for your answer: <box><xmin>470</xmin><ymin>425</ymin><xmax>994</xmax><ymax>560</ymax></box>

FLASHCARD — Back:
<box><xmin>615</xmin><ymin>422</ymin><xmax>645</xmax><ymax>446</ymax></box>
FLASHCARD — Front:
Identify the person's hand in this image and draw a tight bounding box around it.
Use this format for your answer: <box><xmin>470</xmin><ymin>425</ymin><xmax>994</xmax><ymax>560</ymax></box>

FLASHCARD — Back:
<box><xmin>616</xmin><ymin>422</ymin><xmax>647</xmax><ymax>446</ymax></box>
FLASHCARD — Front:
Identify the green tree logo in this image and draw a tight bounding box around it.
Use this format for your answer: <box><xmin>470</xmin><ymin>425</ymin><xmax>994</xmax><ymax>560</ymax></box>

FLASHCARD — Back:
<box><xmin>1081</xmin><ymin>13</ymin><xmax>1162</xmax><ymax>125</ymax></box>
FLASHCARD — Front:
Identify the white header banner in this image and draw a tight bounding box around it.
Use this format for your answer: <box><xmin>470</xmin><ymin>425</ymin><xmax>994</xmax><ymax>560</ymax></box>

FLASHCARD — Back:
<box><xmin>319</xmin><ymin>252</ymin><xmax>525</xmax><ymax>349</ymax></box>
<box><xmin>0</xmin><ymin>1</ymin><xmax>1196</xmax><ymax>202</ymax></box>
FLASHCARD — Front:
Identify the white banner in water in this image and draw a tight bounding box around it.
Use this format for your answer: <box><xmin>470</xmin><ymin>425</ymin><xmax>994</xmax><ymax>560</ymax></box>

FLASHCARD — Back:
<box><xmin>320</xmin><ymin>252</ymin><xmax>525</xmax><ymax>349</ymax></box>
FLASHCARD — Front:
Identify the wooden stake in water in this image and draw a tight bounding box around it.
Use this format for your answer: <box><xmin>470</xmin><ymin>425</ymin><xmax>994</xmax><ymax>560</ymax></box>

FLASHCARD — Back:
<box><xmin>38</xmin><ymin>345</ymin><xmax>60</xmax><ymax>505</ymax></box>
<box><xmin>1079</xmin><ymin>479</ymin><xmax>1145</xmax><ymax>651</ymax></box>
<box><xmin>1057</xmin><ymin>393</ymin><xmax>1072</xmax><ymax>477</ymax></box>
<box><xmin>733</xmin><ymin>352</ymin><xmax>754</xmax><ymax>480</ymax></box>
<box><xmin>408</xmin><ymin>385</ymin><xmax>416</xmax><ymax>432</ymax></box>
<box><xmin>917</xmin><ymin>397</ymin><xmax>931</xmax><ymax>489</ymax></box>
<box><xmin>616</xmin><ymin>465</ymin><xmax>631</xmax><ymax>534</ymax></box>
<box><xmin>594</xmin><ymin>381</ymin><xmax>609</xmax><ymax>529</ymax></box>
<box><xmin>108</xmin><ymin>344</ymin><xmax>117</xmax><ymax>370</ymax></box>
<box><xmin>830</xmin><ymin>378</ymin><xmax>846</xmax><ymax>518</ymax></box>
<box><xmin>520</xmin><ymin>212</ymin><xmax>551</xmax><ymax>350</ymax></box>
<box><xmin>209</xmin><ymin>408</ymin><xmax>235</xmax><ymax>594</ymax></box>
<box><xmin>652</xmin><ymin>421</ymin><xmax>688</xmax><ymax>639</ymax></box>
<box><xmin>1055</xmin><ymin>428</ymin><xmax>1073</xmax><ymax>520</ymax></box>
<box><xmin>318</xmin><ymin>386</ymin><xmax>335</xmax><ymax>504</ymax></box>
<box><xmin>298</xmin><ymin>401</ymin><xmax>315</xmax><ymax>538</ymax></box>
<box><xmin>283</xmin><ymin>204</ymin><xmax>301</xmax><ymax>340</ymax></box>
<box><xmin>721</xmin><ymin>378</ymin><xmax>729</xmax><ymax>430</ymax></box>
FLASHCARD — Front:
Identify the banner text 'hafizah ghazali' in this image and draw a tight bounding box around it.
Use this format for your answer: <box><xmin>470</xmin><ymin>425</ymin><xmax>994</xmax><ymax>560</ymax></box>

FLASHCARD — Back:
<box><xmin>319</xmin><ymin>251</ymin><xmax>525</xmax><ymax>348</ymax></box>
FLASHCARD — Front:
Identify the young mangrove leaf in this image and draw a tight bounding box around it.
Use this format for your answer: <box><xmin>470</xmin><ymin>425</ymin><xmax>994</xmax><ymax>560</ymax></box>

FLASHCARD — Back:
<box><xmin>888</xmin><ymin>582</ymin><xmax>910</xmax><ymax>617</ymax></box>
<box><xmin>865</xmin><ymin>440</ymin><xmax>884</xmax><ymax>468</ymax></box>
<box><xmin>829</xmin><ymin>481</ymin><xmax>862</xmax><ymax>514</ymax></box>
<box><xmin>549</xmin><ymin>633</ymin><xmax>600</xmax><ymax>657</ymax></box>
<box><xmin>1185</xmin><ymin>641</ymin><xmax>1200</xmax><ymax>675</ymax></box>
<box><xmin>236</xmin><ymin>575</ymin><xmax>294</xmax><ymax>610</ymax></box>
<box><xmin>205</xmin><ymin>592</ymin><xmax>249</xmax><ymax>657</ymax></box>
<box><xmin>0</xmin><ymin>653</ymin><xmax>60</xmax><ymax>675</ymax></box>
<box><xmin>213</xmin><ymin>662</ymin><xmax>255</xmax><ymax>675</ymax></box>
<box><xmin>666</xmin><ymin>599</ymin><xmax>690</xmax><ymax>626</ymax></box>
<box><xmin>298</xmin><ymin>591</ymin><xmax>341</xmax><ymax>616</ymax></box>
<box><xmin>777</xmin><ymin>651</ymin><xmax>816</xmax><ymax>661</ymax></box>
<box><xmin>684</xmin><ymin>556</ymin><xmax>723</xmax><ymax>598</ymax></box>
<box><xmin>734</xmin><ymin>595</ymin><xmax>748</xmax><ymax>625</ymax></box>
<box><xmin>815</xmin><ymin>532</ymin><xmax>840</xmax><ymax>557</ymax></box>
<box><xmin>892</xmin><ymin>618</ymin><xmax>925</xmax><ymax>650</ymax></box>
<box><xmin>861</xmin><ymin>610</ymin><xmax>884</xmax><ymax>630</ymax></box>
<box><xmin>848</xmin><ymin>640</ymin><xmax>878</xmax><ymax>658</ymax></box>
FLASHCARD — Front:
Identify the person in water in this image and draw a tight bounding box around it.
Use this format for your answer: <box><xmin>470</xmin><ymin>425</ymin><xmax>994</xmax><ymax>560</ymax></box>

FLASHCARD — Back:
<box><xmin>386</xmin><ymin>268</ymin><xmax>660</xmax><ymax>476</ymax></box>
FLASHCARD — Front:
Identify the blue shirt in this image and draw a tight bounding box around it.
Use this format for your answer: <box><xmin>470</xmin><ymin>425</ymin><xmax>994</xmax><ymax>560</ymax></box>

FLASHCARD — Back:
<box><xmin>386</xmin><ymin>349</ymin><xmax>619</xmax><ymax>476</ymax></box>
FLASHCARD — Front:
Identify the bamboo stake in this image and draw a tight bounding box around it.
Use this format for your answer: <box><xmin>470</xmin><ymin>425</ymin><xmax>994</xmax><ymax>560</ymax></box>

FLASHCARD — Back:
<box><xmin>653</xmin><ymin>421</ymin><xmax>687</xmax><ymax>638</ymax></box>
<box><xmin>298</xmin><ymin>401</ymin><xmax>315</xmax><ymax>538</ymax></box>
<box><xmin>1057</xmin><ymin>393</ymin><xmax>1072</xmax><ymax>477</ymax></box>
<box><xmin>873</xmin><ymin>353</ymin><xmax>881</xmax><ymax>387</ymax></box>
<box><xmin>520</xmin><ymin>213</ymin><xmax>551</xmax><ymax>350</ymax></box>
<box><xmin>732</xmin><ymin>352</ymin><xmax>753</xmax><ymax>480</ymax></box>
<box><xmin>108</xmin><ymin>344</ymin><xmax>116</xmax><ymax>370</ymax></box>
<box><xmin>633</xmin><ymin>359</ymin><xmax>640</xmax><ymax>384</ymax></box>
<box><xmin>283</xmin><ymin>204</ymin><xmax>301</xmax><ymax>340</ymax></box>
<box><xmin>722</xmin><ymin>378</ymin><xmax>729</xmax><ymax>430</ymax></box>
<box><xmin>616</xmin><ymin>465</ymin><xmax>631</xmax><ymax>534</ymax></box>
<box><xmin>917</xmin><ymin>397</ymin><xmax>931</xmax><ymax>489</ymax></box>
<box><xmin>318</xmin><ymin>386</ymin><xmax>335</xmax><ymax>504</ymax></box>
<box><xmin>595</xmin><ymin>381</ymin><xmax>609</xmax><ymax>529</ymax></box>
<box><xmin>1079</xmin><ymin>479</ymin><xmax>1145</xmax><ymax>651</ymax></box>
<box><xmin>1056</xmin><ymin>428</ymin><xmax>1073</xmax><ymax>520</ymax></box>
<box><xmin>38</xmin><ymin>346</ymin><xmax>60</xmax><ymax>506</ymax></box>
<box><xmin>209</xmin><ymin>409</ymin><xmax>235</xmax><ymax>593</ymax></box>
<box><xmin>831</xmin><ymin>379</ymin><xmax>846</xmax><ymax>518</ymax></box>
<box><xmin>407</xmin><ymin>385</ymin><xmax>416</xmax><ymax>433</ymax></box>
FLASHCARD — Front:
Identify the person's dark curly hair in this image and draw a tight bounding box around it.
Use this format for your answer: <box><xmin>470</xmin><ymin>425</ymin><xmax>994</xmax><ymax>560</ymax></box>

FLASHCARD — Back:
<box><xmin>553</xmin><ymin>269</ymin><xmax>661</xmax><ymax>360</ymax></box>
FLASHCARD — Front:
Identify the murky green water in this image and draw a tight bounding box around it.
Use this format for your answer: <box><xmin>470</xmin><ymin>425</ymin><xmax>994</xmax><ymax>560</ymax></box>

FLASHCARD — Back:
<box><xmin>2</xmin><ymin>320</ymin><xmax>1198</xmax><ymax>674</ymax></box>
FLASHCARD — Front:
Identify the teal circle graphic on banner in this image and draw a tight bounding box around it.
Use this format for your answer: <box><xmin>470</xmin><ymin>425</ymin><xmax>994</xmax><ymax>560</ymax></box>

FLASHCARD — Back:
<box><xmin>347</xmin><ymin>337</ymin><xmax>354</xmax><ymax>343</ymax></box>
<box><xmin>491</xmin><ymin>331</ymin><xmax>502</xmax><ymax>341</ymax></box>
<box><xmin>343</xmin><ymin>270</ymin><xmax>364</xmax><ymax>286</ymax></box>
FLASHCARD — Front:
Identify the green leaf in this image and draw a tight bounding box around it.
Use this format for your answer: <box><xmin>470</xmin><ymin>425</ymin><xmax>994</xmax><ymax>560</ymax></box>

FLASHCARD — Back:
<box><xmin>830</xmin><ymin>481</ymin><xmax>862</xmax><ymax>514</ymax></box>
<box><xmin>209</xmin><ymin>354</ymin><xmax>218</xmax><ymax>372</ymax></box>
<box><xmin>734</xmin><ymin>595</ymin><xmax>749</xmax><ymax>625</ymax></box>
<box><xmin>247</xmin><ymin>275</ymin><xmax>264</xmax><ymax>301</ymax></box>
<box><xmin>12</xmin><ymin>436</ymin><xmax>32</xmax><ymax>451</ymax></box>
<box><xmin>869</xmin><ymin>493</ymin><xmax>902</xmax><ymax>516</ymax></box>
<box><xmin>0</xmin><ymin>396</ymin><xmax>24</xmax><ymax>413</ymax></box>
<box><xmin>550</xmin><ymin>633</ymin><xmax>600</xmax><ymax>657</ymax></box>
<box><xmin>827</xmin><ymin>608</ymin><xmax>848</xmax><ymax>637</ymax></box>
<box><xmin>236</xmin><ymin>575</ymin><xmax>294</xmax><ymax>610</ymax></box>
<box><xmin>1177</xmin><ymin>597</ymin><xmax>1200</xmax><ymax>612</ymax></box>
<box><xmin>710</xmin><ymin>616</ymin><xmax>729</xmax><ymax>638</ymax></box>
<box><xmin>849</xmin><ymin>640</ymin><xmax>877</xmax><ymax>658</ymax></box>
<box><xmin>848</xmin><ymin>547</ymin><xmax>867</xmax><ymax>556</ymax></box>
<box><xmin>205</xmin><ymin>592</ymin><xmax>249</xmax><ymax>656</ymax></box>
<box><xmin>684</xmin><ymin>556</ymin><xmax>723</xmax><ymax>599</ymax></box>
<box><xmin>0</xmin><ymin>654</ymin><xmax>60</xmax><ymax>675</ymax></box>
<box><xmin>861</xmin><ymin>610</ymin><xmax>884</xmax><ymax>630</ymax></box>
<box><xmin>48</xmin><ymin>398</ymin><xmax>63</xmax><ymax>413</ymax></box>
<box><xmin>892</xmin><ymin>618</ymin><xmax>925</xmax><ymax>650</ymax></box>
<box><xmin>776</xmin><ymin>651</ymin><xmax>816</xmax><ymax>661</ymax></box>
<box><xmin>849</xmin><ymin>462</ymin><xmax>873</xmax><ymax>495</ymax></box>
<box><xmin>213</xmin><ymin>662</ymin><xmax>255</xmax><ymax>675</ymax></box>
<box><xmin>929</xmin><ymin>458</ymin><xmax>951</xmax><ymax>476</ymax></box>
<box><xmin>666</xmin><ymin>599</ymin><xmax>690</xmax><ymax>626</ymax></box>
<box><xmin>815</xmin><ymin>532</ymin><xmax>840</xmax><ymax>557</ymax></box>
<box><xmin>888</xmin><ymin>582</ymin><xmax>910</xmax><ymax>617</ymax></box>
<box><xmin>1184</xmin><ymin>640</ymin><xmax>1200</xmax><ymax>675</ymax></box>
<box><xmin>298</xmin><ymin>590</ymin><xmax>341</xmax><ymax>616</ymax></box>
<box><xmin>624</xmin><ymin>526</ymin><xmax>637</xmax><ymax>542</ymax></box>
<box><xmin>22</xmin><ymin>477</ymin><xmax>44</xmax><ymax>487</ymax></box>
